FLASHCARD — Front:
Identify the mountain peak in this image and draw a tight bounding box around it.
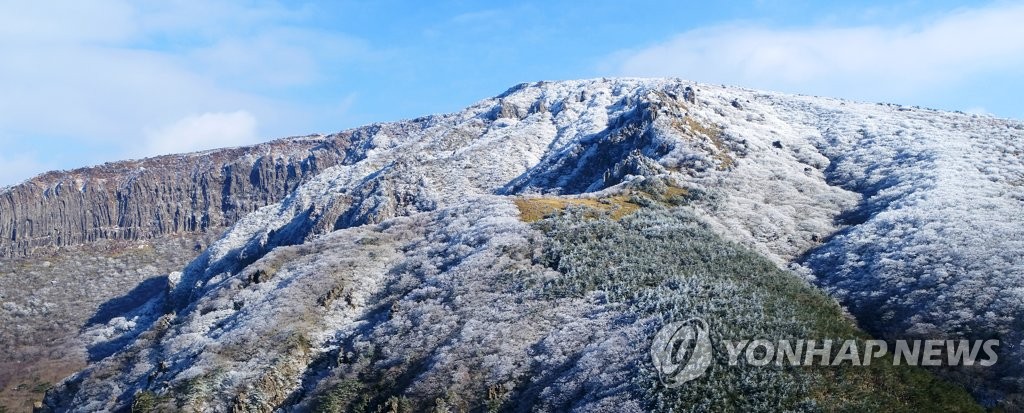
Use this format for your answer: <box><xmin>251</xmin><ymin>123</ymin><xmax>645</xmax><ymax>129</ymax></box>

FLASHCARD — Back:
<box><xmin>3</xmin><ymin>78</ymin><xmax>1022</xmax><ymax>411</ymax></box>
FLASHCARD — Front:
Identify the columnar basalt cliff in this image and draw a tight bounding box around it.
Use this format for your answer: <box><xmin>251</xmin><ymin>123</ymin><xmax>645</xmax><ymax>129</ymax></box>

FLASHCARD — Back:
<box><xmin>0</xmin><ymin>136</ymin><xmax>359</xmax><ymax>258</ymax></box>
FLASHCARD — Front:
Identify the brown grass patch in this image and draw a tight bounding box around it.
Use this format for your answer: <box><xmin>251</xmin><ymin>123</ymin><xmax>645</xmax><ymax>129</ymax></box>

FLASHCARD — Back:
<box><xmin>513</xmin><ymin>183</ymin><xmax>688</xmax><ymax>222</ymax></box>
<box><xmin>682</xmin><ymin>118</ymin><xmax>734</xmax><ymax>170</ymax></box>
<box><xmin>513</xmin><ymin>196</ymin><xmax>640</xmax><ymax>222</ymax></box>
<box><xmin>661</xmin><ymin>185</ymin><xmax>688</xmax><ymax>199</ymax></box>
<box><xmin>0</xmin><ymin>355</ymin><xmax>84</xmax><ymax>413</ymax></box>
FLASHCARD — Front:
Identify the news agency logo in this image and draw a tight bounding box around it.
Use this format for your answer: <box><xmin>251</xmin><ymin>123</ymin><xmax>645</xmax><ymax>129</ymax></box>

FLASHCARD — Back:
<box><xmin>650</xmin><ymin>318</ymin><xmax>713</xmax><ymax>387</ymax></box>
<box><xmin>651</xmin><ymin>317</ymin><xmax>1000</xmax><ymax>386</ymax></box>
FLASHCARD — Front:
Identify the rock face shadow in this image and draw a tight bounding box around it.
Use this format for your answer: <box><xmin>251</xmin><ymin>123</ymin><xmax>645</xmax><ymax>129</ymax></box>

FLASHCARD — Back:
<box><xmin>84</xmin><ymin>275</ymin><xmax>168</xmax><ymax>362</ymax></box>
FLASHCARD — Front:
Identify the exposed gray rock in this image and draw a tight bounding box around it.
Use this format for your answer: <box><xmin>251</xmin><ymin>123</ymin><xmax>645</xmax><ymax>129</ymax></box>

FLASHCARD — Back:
<box><xmin>0</xmin><ymin>136</ymin><xmax>356</xmax><ymax>258</ymax></box>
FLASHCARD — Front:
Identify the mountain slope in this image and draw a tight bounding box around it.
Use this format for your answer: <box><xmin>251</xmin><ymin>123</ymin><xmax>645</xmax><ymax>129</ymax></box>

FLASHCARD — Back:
<box><xmin>0</xmin><ymin>136</ymin><xmax>358</xmax><ymax>411</ymax></box>
<box><xmin>0</xmin><ymin>234</ymin><xmax>214</xmax><ymax>412</ymax></box>
<box><xmin>46</xmin><ymin>196</ymin><xmax>982</xmax><ymax>412</ymax></box>
<box><xmin>14</xmin><ymin>78</ymin><xmax>1022</xmax><ymax>411</ymax></box>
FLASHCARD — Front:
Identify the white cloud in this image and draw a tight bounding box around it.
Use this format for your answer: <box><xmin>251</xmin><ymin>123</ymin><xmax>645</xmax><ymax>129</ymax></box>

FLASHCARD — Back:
<box><xmin>188</xmin><ymin>27</ymin><xmax>370</xmax><ymax>89</ymax></box>
<box><xmin>0</xmin><ymin>0</ymin><xmax>372</xmax><ymax>176</ymax></box>
<box><xmin>140</xmin><ymin>111</ymin><xmax>259</xmax><ymax>157</ymax></box>
<box><xmin>608</xmin><ymin>3</ymin><xmax>1024</xmax><ymax>105</ymax></box>
<box><xmin>0</xmin><ymin>1</ymin><xmax>138</xmax><ymax>44</ymax></box>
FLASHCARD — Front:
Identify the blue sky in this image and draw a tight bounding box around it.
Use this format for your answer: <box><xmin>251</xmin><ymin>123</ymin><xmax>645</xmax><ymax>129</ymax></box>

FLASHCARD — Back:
<box><xmin>1</xmin><ymin>0</ymin><xmax>1022</xmax><ymax>186</ymax></box>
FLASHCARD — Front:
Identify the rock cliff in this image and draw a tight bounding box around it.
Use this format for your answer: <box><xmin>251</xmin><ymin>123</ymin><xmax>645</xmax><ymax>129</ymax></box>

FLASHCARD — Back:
<box><xmin>0</xmin><ymin>136</ymin><xmax>358</xmax><ymax>258</ymax></box>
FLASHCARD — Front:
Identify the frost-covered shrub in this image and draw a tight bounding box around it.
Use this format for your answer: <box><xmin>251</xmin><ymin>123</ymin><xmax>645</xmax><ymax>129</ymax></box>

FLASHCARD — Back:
<box><xmin>43</xmin><ymin>198</ymin><xmax>981</xmax><ymax>412</ymax></box>
<box><xmin>530</xmin><ymin>207</ymin><xmax>978</xmax><ymax>412</ymax></box>
<box><xmin>793</xmin><ymin>105</ymin><xmax>1024</xmax><ymax>407</ymax></box>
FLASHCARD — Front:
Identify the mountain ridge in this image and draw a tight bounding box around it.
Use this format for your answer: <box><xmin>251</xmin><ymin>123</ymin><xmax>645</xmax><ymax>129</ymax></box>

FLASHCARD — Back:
<box><xmin>0</xmin><ymin>78</ymin><xmax>1021</xmax><ymax>411</ymax></box>
<box><xmin>0</xmin><ymin>134</ymin><xmax>354</xmax><ymax>258</ymax></box>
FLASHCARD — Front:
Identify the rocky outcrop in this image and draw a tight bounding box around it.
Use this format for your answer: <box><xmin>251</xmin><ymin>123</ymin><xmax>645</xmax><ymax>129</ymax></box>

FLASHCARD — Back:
<box><xmin>0</xmin><ymin>135</ymin><xmax>358</xmax><ymax>258</ymax></box>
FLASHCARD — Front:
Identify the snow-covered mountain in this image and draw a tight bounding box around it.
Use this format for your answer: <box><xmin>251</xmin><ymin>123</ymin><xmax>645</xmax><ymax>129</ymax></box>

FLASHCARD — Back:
<box><xmin>11</xmin><ymin>78</ymin><xmax>1023</xmax><ymax>411</ymax></box>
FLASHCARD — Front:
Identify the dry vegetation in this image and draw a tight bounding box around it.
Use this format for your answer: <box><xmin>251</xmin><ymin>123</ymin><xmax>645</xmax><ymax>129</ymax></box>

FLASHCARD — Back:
<box><xmin>683</xmin><ymin>117</ymin><xmax>734</xmax><ymax>170</ymax></box>
<box><xmin>0</xmin><ymin>235</ymin><xmax>213</xmax><ymax>413</ymax></box>
<box><xmin>513</xmin><ymin>196</ymin><xmax>639</xmax><ymax>222</ymax></box>
<box><xmin>513</xmin><ymin>181</ymin><xmax>688</xmax><ymax>222</ymax></box>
